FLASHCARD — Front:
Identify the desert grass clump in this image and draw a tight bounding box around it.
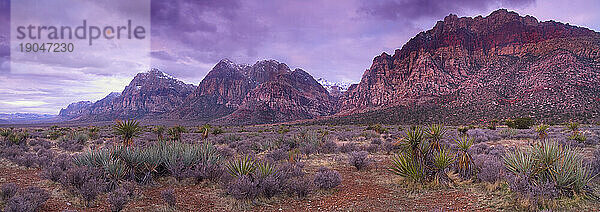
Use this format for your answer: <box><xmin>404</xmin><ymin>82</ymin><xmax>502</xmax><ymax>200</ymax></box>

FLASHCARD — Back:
<box><xmin>503</xmin><ymin>140</ymin><xmax>595</xmax><ymax>201</ymax></box>
<box><xmin>113</xmin><ymin>119</ymin><xmax>142</xmax><ymax>146</ymax></box>
<box><xmin>348</xmin><ymin>151</ymin><xmax>370</xmax><ymax>171</ymax></box>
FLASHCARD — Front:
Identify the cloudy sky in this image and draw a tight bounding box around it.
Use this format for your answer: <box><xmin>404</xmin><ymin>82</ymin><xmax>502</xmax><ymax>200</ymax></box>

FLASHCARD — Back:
<box><xmin>1</xmin><ymin>0</ymin><xmax>600</xmax><ymax>114</ymax></box>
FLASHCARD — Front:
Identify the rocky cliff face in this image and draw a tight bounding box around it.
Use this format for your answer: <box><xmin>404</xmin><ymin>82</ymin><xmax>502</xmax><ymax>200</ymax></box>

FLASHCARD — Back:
<box><xmin>59</xmin><ymin>69</ymin><xmax>196</xmax><ymax>121</ymax></box>
<box><xmin>340</xmin><ymin>9</ymin><xmax>600</xmax><ymax>123</ymax></box>
<box><xmin>171</xmin><ymin>59</ymin><xmax>337</xmax><ymax>124</ymax></box>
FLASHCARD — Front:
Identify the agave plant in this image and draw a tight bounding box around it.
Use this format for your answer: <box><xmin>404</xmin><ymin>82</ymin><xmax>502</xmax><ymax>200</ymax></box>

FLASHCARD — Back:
<box><xmin>425</xmin><ymin>124</ymin><xmax>446</xmax><ymax>153</ymax></box>
<box><xmin>225</xmin><ymin>155</ymin><xmax>256</xmax><ymax>178</ymax></box>
<box><xmin>389</xmin><ymin>152</ymin><xmax>424</xmax><ymax>183</ymax></box>
<box><xmin>455</xmin><ymin>136</ymin><xmax>474</xmax><ymax>177</ymax></box>
<box><xmin>535</xmin><ymin>124</ymin><xmax>550</xmax><ymax>140</ymax></box>
<box><xmin>113</xmin><ymin>119</ymin><xmax>142</xmax><ymax>146</ymax></box>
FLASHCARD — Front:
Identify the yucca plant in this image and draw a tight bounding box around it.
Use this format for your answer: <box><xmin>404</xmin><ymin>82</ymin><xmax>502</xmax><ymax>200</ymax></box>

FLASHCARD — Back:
<box><xmin>455</xmin><ymin>136</ymin><xmax>474</xmax><ymax>177</ymax></box>
<box><xmin>167</xmin><ymin>126</ymin><xmax>186</xmax><ymax>142</ymax></box>
<box><xmin>535</xmin><ymin>124</ymin><xmax>550</xmax><ymax>140</ymax></box>
<box><xmin>225</xmin><ymin>155</ymin><xmax>256</xmax><ymax>178</ymax></box>
<box><xmin>566</xmin><ymin>122</ymin><xmax>580</xmax><ymax>137</ymax></box>
<box><xmin>432</xmin><ymin>148</ymin><xmax>455</xmax><ymax>185</ymax></box>
<box><xmin>88</xmin><ymin>126</ymin><xmax>99</xmax><ymax>139</ymax></box>
<box><xmin>397</xmin><ymin>126</ymin><xmax>426</xmax><ymax>161</ymax></box>
<box><xmin>113</xmin><ymin>119</ymin><xmax>142</xmax><ymax>146</ymax></box>
<box><xmin>152</xmin><ymin>126</ymin><xmax>165</xmax><ymax>141</ymax></box>
<box><xmin>255</xmin><ymin>161</ymin><xmax>277</xmax><ymax>179</ymax></box>
<box><xmin>389</xmin><ymin>152</ymin><xmax>424</xmax><ymax>183</ymax></box>
<box><xmin>425</xmin><ymin>124</ymin><xmax>446</xmax><ymax>153</ymax></box>
<box><xmin>503</xmin><ymin>140</ymin><xmax>596</xmax><ymax>197</ymax></box>
<box><xmin>569</xmin><ymin>132</ymin><xmax>587</xmax><ymax>143</ymax></box>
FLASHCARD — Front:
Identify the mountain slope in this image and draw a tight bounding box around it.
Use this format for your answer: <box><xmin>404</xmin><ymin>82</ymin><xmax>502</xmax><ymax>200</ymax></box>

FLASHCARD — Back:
<box><xmin>339</xmin><ymin>9</ymin><xmax>600</xmax><ymax>124</ymax></box>
<box><xmin>59</xmin><ymin>69</ymin><xmax>196</xmax><ymax>121</ymax></box>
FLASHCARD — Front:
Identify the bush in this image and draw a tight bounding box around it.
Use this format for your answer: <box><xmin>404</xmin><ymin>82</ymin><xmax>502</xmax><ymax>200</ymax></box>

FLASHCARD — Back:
<box><xmin>348</xmin><ymin>151</ymin><xmax>370</xmax><ymax>171</ymax></box>
<box><xmin>366</xmin><ymin>124</ymin><xmax>388</xmax><ymax>134</ymax></box>
<box><xmin>266</xmin><ymin>148</ymin><xmax>287</xmax><ymax>161</ymax></box>
<box><xmin>285</xmin><ymin>176</ymin><xmax>312</xmax><ymax>198</ymax></box>
<box><xmin>108</xmin><ymin>187</ymin><xmax>129</xmax><ymax>212</ymax></box>
<box><xmin>507</xmin><ymin>117</ymin><xmax>534</xmax><ymax>129</ymax></box>
<box><xmin>474</xmin><ymin>154</ymin><xmax>503</xmax><ymax>183</ymax></box>
<box><xmin>227</xmin><ymin>175</ymin><xmax>259</xmax><ymax>201</ymax></box>
<box><xmin>319</xmin><ymin>141</ymin><xmax>338</xmax><ymax>154</ymax></box>
<box><xmin>1</xmin><ymin>183</ymin><xmax>18</xmax><ymax>200</ymax></box>
<box><xmin>4</xmin><ymin>186</ymin><xmax>50</xmax><ymax>212</ymax></box>
<box><xmin>313</xmin><ymin>167</ymin><xmax>341</xmax><ymax>190</ymax></box>
<box><xmin>161</xmin><ymin>188</ymin><xmax>176</xmax><ymax>208</ymax></box>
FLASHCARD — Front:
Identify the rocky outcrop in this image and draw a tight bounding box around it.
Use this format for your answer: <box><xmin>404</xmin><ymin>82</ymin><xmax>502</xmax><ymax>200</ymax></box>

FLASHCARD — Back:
<box><xmin>59</xmin><ymin>69</ymin><xmax>196</xmax><ymax>121</ymax></box>
<box><xmin>340</xmin><ymin>9</ymin><xmax>600</xmax><ymax>123</ymax></box>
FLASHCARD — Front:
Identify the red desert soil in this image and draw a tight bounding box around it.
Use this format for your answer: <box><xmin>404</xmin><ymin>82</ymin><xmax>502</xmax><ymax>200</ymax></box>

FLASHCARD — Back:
<box><xmin>0</xmin><ymin>159</ymin><xmax>494</xmax><ymax>212</ymax></box>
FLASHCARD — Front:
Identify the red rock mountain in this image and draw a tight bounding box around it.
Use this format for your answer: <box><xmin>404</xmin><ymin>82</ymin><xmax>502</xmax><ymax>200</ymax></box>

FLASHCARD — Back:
<box><xmin>338</xmin><ymin>9</ymin><xmax>600</xmax><ymax>124</ymax></box>
<box><xmin>59</xmin><ymin>69</ymin><xmax>196</xmax><ymax>121</ymax></box>
<box><xmin>168</xmin><ymin>59</ymin><xmax>337</xmax><ymax>124</ymax></box>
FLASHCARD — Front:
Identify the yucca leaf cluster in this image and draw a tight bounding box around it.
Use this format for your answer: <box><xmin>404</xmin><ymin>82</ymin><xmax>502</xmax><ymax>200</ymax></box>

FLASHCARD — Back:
<box><xmin>389</xmin><ymin>124</ymin><xmax>462</xmax><ymax>185</ymax></box>
<box><xmin>503</xmin><ymin>140</ymin><xmax>595</xmax><ymax>197</ymax></box>
<box><xmin>113</xmin><ymin>120</ymin><xmax>142</xmax><ymax>146</ymax></box>
<box><xmin>73</xmin><ymin>140</ymin><xmax>222</xmax><ymax>183</ymax></box>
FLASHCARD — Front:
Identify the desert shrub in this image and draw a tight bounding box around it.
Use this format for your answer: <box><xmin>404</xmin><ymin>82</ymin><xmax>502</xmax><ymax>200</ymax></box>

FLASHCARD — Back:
<box><xmin>108</xmin><ymin>187</ymin><xmax>129</xmax><ymax>212</ymax></box>
<box><xmin>217</xmin><ymin>146</ymin><xmax>235</xmax><ymax>159</ymax></box>
<box><xmin>15</xmin><ymin>153</ymin><xmax>38</xmax><ymax>168</ymax></box>
<box><xmin>503</xmin><ymin>141</ymin><xmax>594</xmax><ymax>198</ymax></box>
<box><xmin>266</xmin><ymin>148</ymin><xmax>287</xmax><ymax>161</ymax></box>
<box><xmin>457</xmin><ymin>126</ymin><xmax>469</xmax><ymax>135</ymax></box>
<box><xmin>152</xmin><ymin>126</ymin><xmax>165</xmax><ymax>141</ymax></box>
<box><xmin>366</xmin><ymin>124</ymin><xmax>388</xmax><ymax>134</ymax></box>
<box><xmin>319</xmin><ymin>141</ymin><xmax>338</xmax><ymax>154</ymax></box>
<box><xmin>57</xmin><ymin>133</ymin><xmax>87</xmax><ymax>152</ymax></box>
<box><xmin>4</xmin><ymin>186</ymin><xmax>50</xmax><ymax>212</ymax></box>
<box><xmin>1</xmin><ymin>183</ymin><xmax>18</xmax><ymax>200</ymax></box>
<box><xmin>42</xmin><ymin>154</ymin><xmax>73</xmax><ymax>182</ymax></box>
<box><xmin>366</xmin><ymin>143</ymin><xmax>379</xmax><ymax>153</ymax></box>
<box><xmin>227</xmin><ymin>175</ymin><xmax>260</xmax><ymax>201</ymax></box>
<box><xmin>507</xmin><ymin>117</ymin><xmax>534</xmax><ymax>129</ymax></box>
<box><xmin>569</xmin><ymin>132</ymin><xmax>587</xmax><ymax>143</ymax></box>
<box><xmin>212</xmin><ymin>127</ymin><xmax>225</xmax><ymax>135</ymax></box>
<box><xmin>338</xmin><ymin>143</ymin><xmax>357</xmax><ymax>153</ymax></box>
<box><xmin>474</xmin><ymin>154</ymin><xmax>503</xmax><ymax>183</ymax></box>
<box><xmin>348</xmin><ymin>151</ymin><xmax>370</xmax><ymax>171</ymax></box>
<box><xmin>313</xmin><ymin>167</ymin><xmax>341</xmax><ymax>190</ymax></box>
<box><xmin>60</xmin><ymin>166</ymin><xmax>106</xmax><ymax>206</ymax></box>
<box><xmin>285</xmin><ymin>176</ymin><xmax>312</xmax><ymax>198</ymax></box>
<box><xmin>161</xmin><ymin>188</ymin><xmax>176</xmax><ymax>208</ymax></box>
<box><xmin>299</xmin><ymin>142</ymin><xmax>318</xmax><ymax>157</ymax></box>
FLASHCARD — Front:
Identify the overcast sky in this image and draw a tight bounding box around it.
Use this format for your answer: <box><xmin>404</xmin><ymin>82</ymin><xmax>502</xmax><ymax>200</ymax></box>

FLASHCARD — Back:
<box><xmin>1</xmin><ymin>0</ymin><xmax>600</xmax><ymax>114</ymax></box>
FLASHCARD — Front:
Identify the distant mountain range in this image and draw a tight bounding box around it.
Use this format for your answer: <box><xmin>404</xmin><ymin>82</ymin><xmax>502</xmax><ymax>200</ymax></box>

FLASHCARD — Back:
<box><xmin>0</xmin><ymin>113</ymin><xmax>57</xmax><ymax>124</ymax></box>
<box><xmin>53</xmin><ymin>9</ymin><xmax>600</xmax><ymax>125</ymax></box>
